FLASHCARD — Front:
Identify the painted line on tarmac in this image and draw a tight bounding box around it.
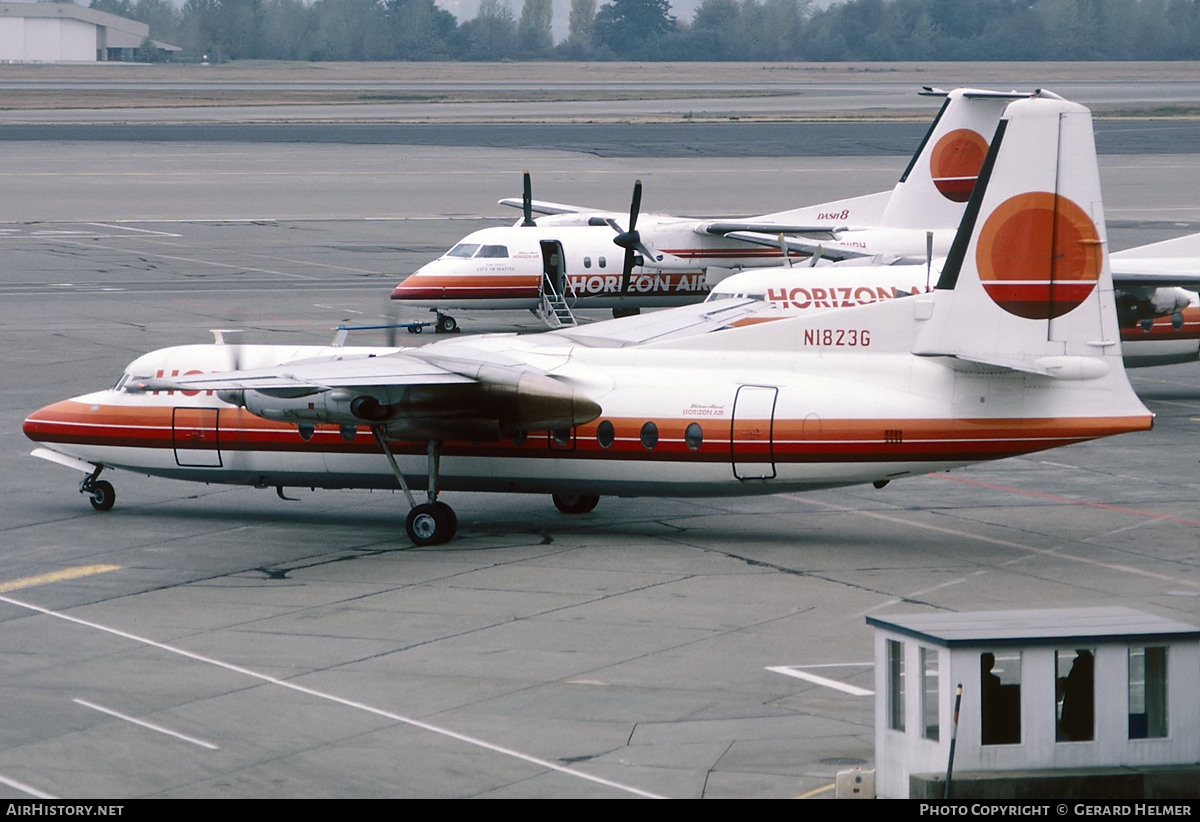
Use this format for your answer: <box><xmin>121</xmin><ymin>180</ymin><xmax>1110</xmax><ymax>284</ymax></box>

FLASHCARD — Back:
<box><xmin>0</xmin><ymin>772</ymin><xmax>56</xmax><ymax>799</ymax></box>
<box><xmin>766</xmin><ymin>664</ymin><xmax>873</xmax><ymax>696</ymax></box>
<box><xmin>0</xmin><ymin>592</ymin><xmax>665</xmax><ymax>800</ymax></box>
<box><xmin>938</xmin><ymin>475</ymin><xmax>1200</xmax><ymax>527</ymax></box>
<box><xmin>73</xmin><ymin>699</ymin><xmax>219</xmax><ymax>750</ymax></box>
<box><xmin>781</xmin><ymin>495</ymin><xmax>1200</xmax><ymax>592</ymax></box>
<box><xmin>0</xmin><ymin>565</ymin><xmax>121</xmax><ymax>593</ymax></box>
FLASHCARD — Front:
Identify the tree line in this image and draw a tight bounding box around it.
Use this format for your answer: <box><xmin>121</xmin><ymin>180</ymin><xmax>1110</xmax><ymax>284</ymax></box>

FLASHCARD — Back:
<box><xmin>92</xmin><ymin>0</ymin><xmax>1200</xmax><ymax>62</ymax></box>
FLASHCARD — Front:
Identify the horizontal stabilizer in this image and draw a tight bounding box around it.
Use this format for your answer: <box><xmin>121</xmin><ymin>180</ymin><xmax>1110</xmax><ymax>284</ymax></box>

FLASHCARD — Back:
<box><xmin>497</xmin><ymin>197</ymin><xmax>596</xmax><ymax>216</ymax></box>
<box><xmin>722</xmin><ymin>230</ymin><xmax>876</xmax><ymax>262</ymax></box>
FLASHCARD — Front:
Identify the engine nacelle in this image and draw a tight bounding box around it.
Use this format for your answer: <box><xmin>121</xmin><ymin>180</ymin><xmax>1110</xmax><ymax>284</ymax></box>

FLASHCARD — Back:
<box><xmin>241</xmin><ymin>388</ymin><xmax>364</xmax><ymax>425</ymax></box>
<box><xmin>1117</xmin><ymin>287</ymin><xmax>1193</xmax><ymax>327</ymax></box>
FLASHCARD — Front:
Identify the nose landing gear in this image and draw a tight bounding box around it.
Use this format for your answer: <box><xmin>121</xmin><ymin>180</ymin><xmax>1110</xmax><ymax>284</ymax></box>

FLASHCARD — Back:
<box><xmin>80</xmin><ymin>466</ymin><xmax>115</xmax><ymax>511</ymax></box>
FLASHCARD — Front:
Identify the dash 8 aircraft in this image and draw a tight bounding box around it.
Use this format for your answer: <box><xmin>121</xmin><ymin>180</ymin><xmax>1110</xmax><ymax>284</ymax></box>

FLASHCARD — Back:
<box><xmin>391</xmin><ymin>88</ymin><xmax>1033</xmax><ymax>331</ymax></box>
<box><xmin>25</xmin><ymin>96</ymin><xmax>1154</xmax><ymax>546</ymax></box>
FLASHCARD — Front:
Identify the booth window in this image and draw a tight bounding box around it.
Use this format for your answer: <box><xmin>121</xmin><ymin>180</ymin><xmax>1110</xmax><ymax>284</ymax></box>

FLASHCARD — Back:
<box><xmin>887</xmin><ymin>639</ymin><xmax>905</xmax><ymax>732</ymax></box>
<box><xmin>921</xmin><ymin>646</ymin><xmax>939</xmax><ymax>741</ymax></box>
<box><xmin>1129</xmin><ymin>646</ymin><xmax>1168</xmax><ymax>739</ymax></box>
<box><xmin>1056</xmin><ymin>649</ymin><xmax>1095</xmax><ymax>742</ymax></box>
<box><xmin>981</xmin><ymin>650</ymin><xmax>1021</xmax><ymax>745</ymax></box>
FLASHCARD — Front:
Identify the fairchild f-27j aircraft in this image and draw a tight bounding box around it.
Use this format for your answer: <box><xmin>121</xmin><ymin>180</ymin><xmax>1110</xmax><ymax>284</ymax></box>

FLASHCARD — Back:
<box><xmin>25</xmin><ymin>95</ymin><xmax>1153</xmax><ymax>547</ymax></box>
<box><xmin>390</xmin><ymin>87</ymin><xmax>1033</xmax><ymax>331</ymax></box>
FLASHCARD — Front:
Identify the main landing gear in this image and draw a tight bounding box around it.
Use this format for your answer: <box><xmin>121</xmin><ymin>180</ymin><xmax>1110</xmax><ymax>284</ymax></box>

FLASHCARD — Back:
<box><xmin>371</xmin><ymin>427</ymin><xmax>458</xmax><ymax>546</ymax></box>
<box><xmin>80</xmin><ymin>465</ymin><xmax>115</xmax><ymax>511</ymax></box>
<box><xmin>552</xmin><ymin>493</ymin><xmax>600</xmax><ymax>514</ymax></box>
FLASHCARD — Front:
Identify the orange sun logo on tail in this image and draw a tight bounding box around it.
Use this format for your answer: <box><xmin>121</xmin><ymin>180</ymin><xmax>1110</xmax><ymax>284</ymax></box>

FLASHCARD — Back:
<box><xmin>930</xmin><ymin>128</ymin><xmax>989</xmax><ymax>202</ymax></box>
<box><xmin>975</xmin><ymin>192</ymin><xmax>1102</xmax><ymax>320</ymax></box>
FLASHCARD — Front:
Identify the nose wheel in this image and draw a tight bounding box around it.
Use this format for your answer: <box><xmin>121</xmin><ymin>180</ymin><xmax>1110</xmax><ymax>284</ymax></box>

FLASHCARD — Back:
<box><xmin>80</xmin><ymin>466</ymin><xmax>115</xmax><ymax>511</ymax></box>
<box><xmin>434</xmin><ymin>312</ymin><xmax>458</xmax><ymax>334</ymax></box>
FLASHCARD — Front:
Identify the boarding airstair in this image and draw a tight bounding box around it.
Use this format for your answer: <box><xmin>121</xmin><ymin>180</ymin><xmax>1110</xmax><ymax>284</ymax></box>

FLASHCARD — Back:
<box><xmin>536</xmin><ymin>278</ymin><xmax>578</xmax><ymax>328</ymax></box>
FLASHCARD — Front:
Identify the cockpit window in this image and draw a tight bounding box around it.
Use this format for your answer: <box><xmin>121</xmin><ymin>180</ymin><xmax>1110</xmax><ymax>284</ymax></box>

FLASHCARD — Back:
<box><xmin>446</xmin><ymin>243</ymin><xmax>480</xmax><ymax>258</ymax></box>
<box><xmin>114</xmin><ymin>374</ymin><xmax>130</xmax><ymax>391</ymax></box>
<box><xmin>476</xmin><ymin>245</ymin><xmax>509</xmax><ymax>258</ymax></box>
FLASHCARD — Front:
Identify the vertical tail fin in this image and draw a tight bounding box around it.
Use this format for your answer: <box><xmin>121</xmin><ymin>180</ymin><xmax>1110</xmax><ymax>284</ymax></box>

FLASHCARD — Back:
<box><xmin>915</xmin><ymin>95</ymin><xmax>1122</xmax><ymax>375</ymax></box>
<box><xmin>878</xmin><ymin>88</ymin><xmax>1045</xmax><ymax>231</ymax></box>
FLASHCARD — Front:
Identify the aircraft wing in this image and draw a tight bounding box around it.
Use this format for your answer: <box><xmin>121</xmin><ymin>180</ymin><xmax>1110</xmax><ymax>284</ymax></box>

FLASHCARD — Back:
<box><xmin>1111</xmin><ymin>261</ymin><xmax>1200</xmax><ymax>290</ymax></box>
<box><xmin>548</xmin><ymin>298</ymin><xmax>768</xmax><ymax>348</ymax></box>
<box><xmin>701</xmin><ymin>221</ymin><xmax>841</xmax><ymax>236</ymax></box>
<box><xmin>1111</xmin><ymin>233</ymin><xmax>1200</xmax><ymax>289</ymax></box>
<box><xmin>497</xmin><ymin>197</ymin><xmax>599</xmax><ymax>216</ymax></box>
<box><xmin>130</xmin><ymin>347</ymin><xmax>601</xmax><ymax>438</ymax></box>
<box><xmin>721</xmin><ymin>230</ymin><xmax>879</xmax><ymax>262</ymax></box>
<box><xmin>133</xmin><ymin>351</ymin><xmax>475</xmax><ymax>395</ymax></box>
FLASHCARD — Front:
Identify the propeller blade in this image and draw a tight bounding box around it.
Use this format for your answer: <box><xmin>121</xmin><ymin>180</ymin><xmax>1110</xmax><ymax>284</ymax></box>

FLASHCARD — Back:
<box><xmin>620</xmin><ymin>246</ymin><xmax>636</xmax><ymax>297</ymax></box>
<box><xmin>628</xmin><ymin>179</ymin><xmax>642</xmax><ymax>231</ymax></box>
<box><xmin>779</xmin><ymin>233</ymin><xmax>791</xmax><ymax>268</ymax></box>
<box><xmin>521</xmin><ymin>170</ymin><xmax>535</xmax><ymax>227</ymax></box>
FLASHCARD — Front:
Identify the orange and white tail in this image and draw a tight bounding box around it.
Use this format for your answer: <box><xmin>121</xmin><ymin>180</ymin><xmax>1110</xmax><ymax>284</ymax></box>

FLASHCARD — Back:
<box><xmin>876</xmin><ymin>87</ymin><xmax>1046</xmax><ymax>231</ymax></box>
<box><xmin>914</xmin><ymin>94</ymin><xmax>1122</xmax><ymax>375</ymax></box>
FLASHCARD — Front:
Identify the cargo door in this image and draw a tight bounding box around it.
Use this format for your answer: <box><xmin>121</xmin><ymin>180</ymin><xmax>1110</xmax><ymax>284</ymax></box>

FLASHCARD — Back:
<box><xmin>731</xmin><ymin>385</ymin><xmax>777</xmax><ymax>480</ymax></box>
<box><xmin>173</xmin><ymin>407</ymin><xmax>223</xmax><ymax>467</ymax></box>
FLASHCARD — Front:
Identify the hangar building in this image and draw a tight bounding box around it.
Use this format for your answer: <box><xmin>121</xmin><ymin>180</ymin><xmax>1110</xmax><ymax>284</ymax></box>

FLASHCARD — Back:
<box><xmin>0</xmin><ymin>2</ymin><xmax>177</xmax><ymax>62</ymax></box>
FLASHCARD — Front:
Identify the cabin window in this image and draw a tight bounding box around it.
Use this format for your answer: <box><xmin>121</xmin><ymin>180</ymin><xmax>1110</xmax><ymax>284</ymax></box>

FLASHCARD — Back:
<box><xmin>640</xmin><ymin>422</ymin><xmax>658</xmax><ymax>450</ymax></box>
<box><xmin>921</xmin><ymin>646</ymin><xmax>939</xmax><ymax>741</ymax></box>
<box><xmin>1056</xmin><ymin>649</ymin><xmax>1095</xmax><ymax>742</ymax></box>
<box><xmin>684</xmin><ymin>422</ymin><xmax>703</xmax><ymax>451</ymax></box>
<box><xmin>583</xmin><ymin>257</ymin><xmax>592</xmax><ymax>269</ymax></box>
<box><xmin>596</xmin><ymin>420</ymin><xmax>615</xmax><ymax>449</ymax></box>
<box><xmin>887</xmin><ymin>639</ymin><xmax>905</xmax><ymax>732</ymax></box>
<box><xmin>598</xmin><ymin>257</ymin><xmax>607</xmax><ymax>268</ymax></box>
<box><xmin>551</xmin><ymin>428</ymin><xmax>572</xmax><ymax>448</ymax></box>
<box><xmin>477</xmin><ymin>245</ymin><xmax>509</xmax><ymax>258</ymax></box>
<box><xmin>981</xmin><ymin>651</ymin><xmax>1021</xmax><ymax>745</ymax></box>
<box><xmin>1129</xmin><ymin>646</ymin><xmax>1168</xmax><ymax>740</ymax></box>
<box><xmin>446</xmin><ymin>243</ymin><xmax>480</xmax><ymax>258</ymax></box>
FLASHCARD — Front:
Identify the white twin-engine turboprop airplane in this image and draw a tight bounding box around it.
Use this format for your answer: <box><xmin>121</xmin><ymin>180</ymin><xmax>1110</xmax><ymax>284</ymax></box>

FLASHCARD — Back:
<box><xmin>25</xmin><ymin>96</ymin><xmax>1154</xmax><ymax>547</ymax></box>
<box><xmin>390</xmin><ymin>87</ymin><xmax>1035</xmax><ymax>331</ymax></box>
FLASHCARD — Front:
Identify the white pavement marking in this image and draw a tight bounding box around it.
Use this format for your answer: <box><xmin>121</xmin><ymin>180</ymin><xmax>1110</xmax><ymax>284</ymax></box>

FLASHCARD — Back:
<box><xmin>73</xmin><ymin>699</ymin><xmax>219</xmax><ymax>751</ymax></box>
<box><xmin>0</xmin><ymin>772</ymin><xmax>57</xmax><ymax>799</ymax></box>
<box><xmin>85</xmin><ymin>223</ymin><xmax>181</xmax><ymax>237</ymax></box>
<box><xmin>0</xmin><ymin>593</ymin><xmax>663</xmax><ymax>799</ymax></box>
<box><xmin>766</xmin><ymin>664</ymin><xmax>874</xmax><ymax>696</ymax></box>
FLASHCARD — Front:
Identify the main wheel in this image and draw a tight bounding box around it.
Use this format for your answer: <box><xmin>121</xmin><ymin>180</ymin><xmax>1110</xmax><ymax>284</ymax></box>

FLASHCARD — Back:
<box><xmin>552</xmin><ymin>493</ymin><xmax>599</xmax><ymax>515</ymax></box>
<box><xmin>435</xmin><ymin>314</ymin><xmax>458</xmax><ymax>334</ymax></box>
<box><xmin>89</xmin><ymin>480</ymin><xmax>116</xmax><ymax>512</ymax></box>
<box><xmin>406</xmin><ymin>502</ymin><xmax>454</xmax><ymax>546</ymax></box>
<box><xmin>433</xmin><ymin>501</ymin><xmax>458</xmax><ymax>541</ymax></box>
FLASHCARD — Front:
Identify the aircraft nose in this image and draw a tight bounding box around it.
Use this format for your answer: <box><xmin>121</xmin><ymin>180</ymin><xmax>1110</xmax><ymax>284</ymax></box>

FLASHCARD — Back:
<box><xmin>391</xmin><ymin>266</ymin><xmax>445</xmax><ymax>301</ymax></box>
<box><xmin>23</xmin><ymin>398</ymin><xmax>91</xmax><ymax>445</ymax></box>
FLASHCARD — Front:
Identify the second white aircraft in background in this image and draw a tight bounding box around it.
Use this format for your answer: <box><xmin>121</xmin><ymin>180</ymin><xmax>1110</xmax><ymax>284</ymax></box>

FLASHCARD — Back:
<box><xmin>390</xmin><ymin>88</ymin><xmax>1034</xmax><ymax>331</ymax></box>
